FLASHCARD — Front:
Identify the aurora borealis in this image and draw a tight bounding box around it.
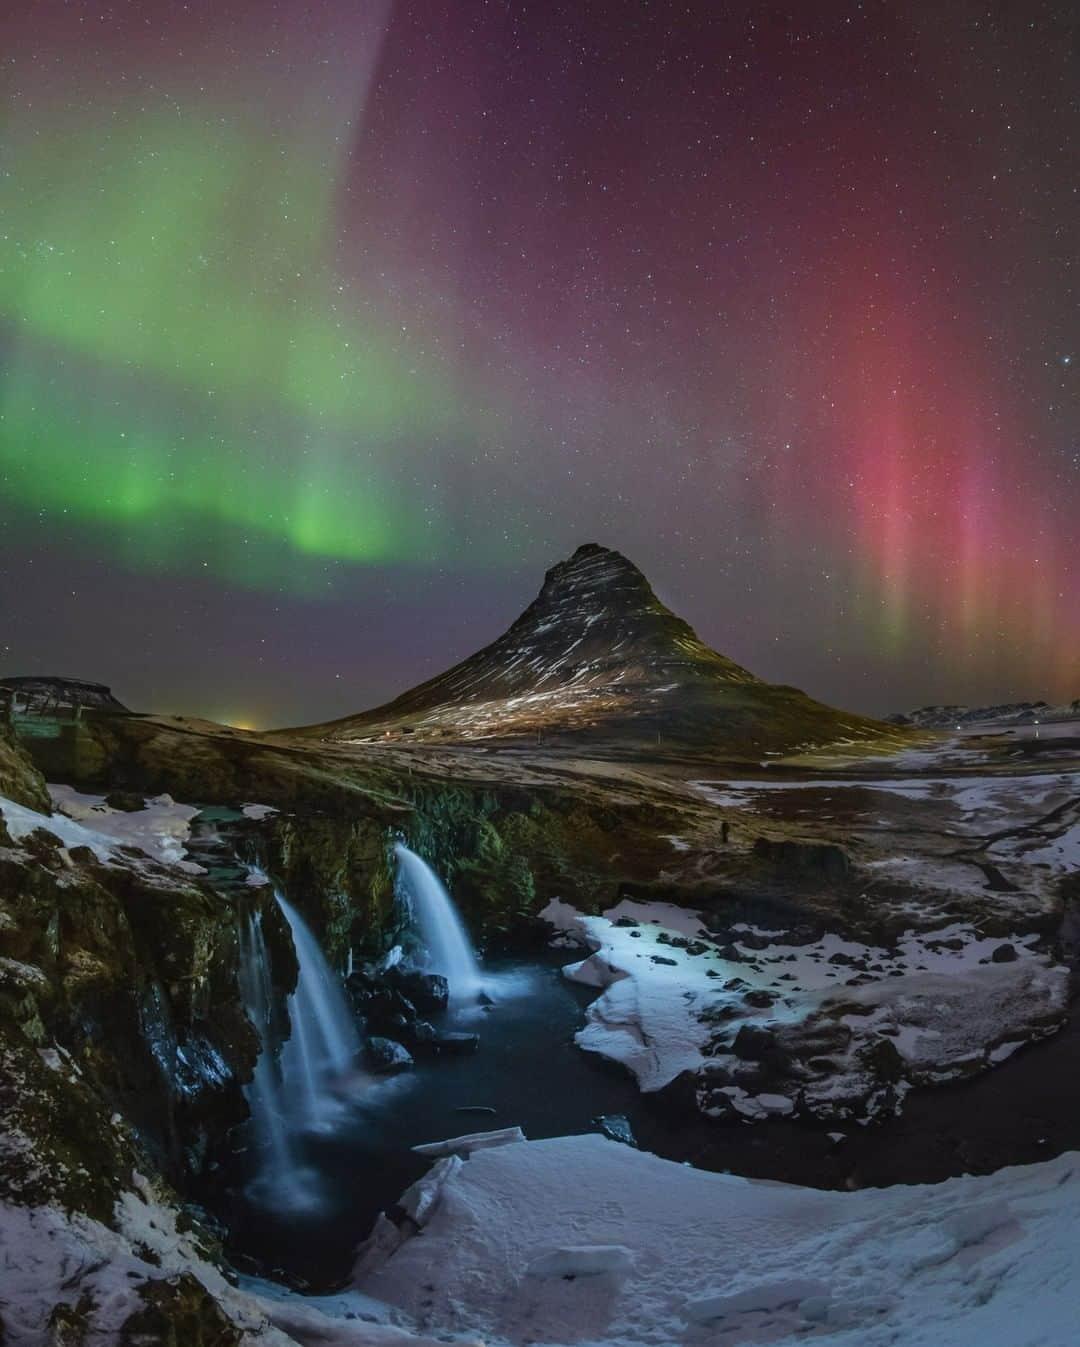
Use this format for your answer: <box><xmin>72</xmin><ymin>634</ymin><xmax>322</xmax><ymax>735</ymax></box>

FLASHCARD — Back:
<box><xmin>1</xmin><ymin>2</ymin><xmax>1076</xmax><ymax>724</ymax></box>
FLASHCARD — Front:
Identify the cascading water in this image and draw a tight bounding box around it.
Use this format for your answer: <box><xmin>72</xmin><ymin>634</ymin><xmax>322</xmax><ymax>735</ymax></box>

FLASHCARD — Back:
<box><xmin>276</xmin><ymin>894</ymin><xmax>361</xmax><ymax>1129</ymax></box>
<box><xmin>238</xmin><ymin>883</ymin><xmax>361</xmax><ymax>1208</ymax></box>
<box><xmin>394</xmin><ymin>842</ymin><xmax>482</xmax><ymax>1001</ymax></box>
<box><xmin>237</xmin><ymin>911</ymin><xmax>297</xmax><ymax>1181</ymax></box>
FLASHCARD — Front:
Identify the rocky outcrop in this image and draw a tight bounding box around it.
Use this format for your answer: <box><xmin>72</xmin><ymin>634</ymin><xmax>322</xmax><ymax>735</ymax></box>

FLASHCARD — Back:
<box><xmin>0</xmin><ymin>674</ymin><xmax>131</xmax><ymax>715</ymax></box>
<box><xmin>0</xmin><ymin>825</ymin><xmax>260</xmax><ymax>1186</ymax></box>
<box><xmin>0</xmin><ymin>718</ymin><xmax>51</xmax><ymax>813</ymax></box>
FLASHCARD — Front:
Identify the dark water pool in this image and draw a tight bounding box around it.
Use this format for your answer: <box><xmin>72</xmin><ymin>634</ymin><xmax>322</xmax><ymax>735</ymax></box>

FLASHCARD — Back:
<box><xmin>215</xmin><ymin>951</ymin><xmax>641</xmax><ymax>1287</ymax></box>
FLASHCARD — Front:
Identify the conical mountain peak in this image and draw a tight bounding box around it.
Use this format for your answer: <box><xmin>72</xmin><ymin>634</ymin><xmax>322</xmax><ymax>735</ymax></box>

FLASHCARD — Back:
<box><xmin>311</xmin><ymin>544</ymin><xmax>884</xmax><ymax>756</ymax></box>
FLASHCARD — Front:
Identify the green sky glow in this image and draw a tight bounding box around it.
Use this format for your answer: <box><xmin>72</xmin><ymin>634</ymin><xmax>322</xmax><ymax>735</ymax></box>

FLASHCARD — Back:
<box><xmin>0</xmin><ymin>86</ymin><xmax>498</xmax><ymax>589</ymax></box>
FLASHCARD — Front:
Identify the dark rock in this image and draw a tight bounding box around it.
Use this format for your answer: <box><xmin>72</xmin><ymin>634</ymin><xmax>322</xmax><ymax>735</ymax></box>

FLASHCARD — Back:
<box><xmin>860</xmin><ymin>1036</ymin><xmax>905</xmax><ymax>1083</ymax></box>
<box><xmin>743</xmin><ymin>989</ymin><xmax>776</xmax><ymax>1009</ymax></box>
<box><xmin>991</xmin><ymin>943</ymin><xmax>1019</xmax><ymax>963</ymax></box>
<box><xmin>651</xmin><ymin>1068</ymin><xmax>702</xmax><ymax>1120</ymax></box>
<box><xmin>731</xmin><ymin>1024</ymin><xmax>789</xmax><ymax>1068</ymax></box>
<box><xmin>119</xmin><ymin>1270</ymin><xmax>243</xmax><ymax>1346</ymax></box>
<box><xmin>385</xmin><ymin>967</ymin><xmax>450</xmax><ymax>1013</ymax></box>
<box><xmin>752</xmin><ymin>837</ymin><xmax>852</xmax><ymax>884</ymax></box>
<box><xmin>651</xmin><ymin>955</ymin><xmax>678</xmax><ymax>966</ymax></box>
<box><xmin>105</xmin><ymin>790</ymin><xmax>148</xmax><ymax>813</ymax></box>
<box><xmin>365</xmin><ymin>1037</ymin><xmax>414</xmax><ymax>1074</ymax></box>
<box><xmin>737</xmin><ymin>931</ymin><xmax>772</xmax><ymax>951</ymax></box>
<box><xmin>614</xmin><ymin>916</ymin><xmax>639</xmax><ymax>928</ymax></box>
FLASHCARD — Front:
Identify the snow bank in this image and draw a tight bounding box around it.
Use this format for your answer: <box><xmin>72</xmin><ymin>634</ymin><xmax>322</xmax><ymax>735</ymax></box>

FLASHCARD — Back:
<box><xmin>0</xmin><ymin>786</ymin><xmax>201</xmax><ymax>872</ymax></box>
<box><xmin>48</xmin><ymin>783</ymin><xmax>202</xmax><ymax>868</ymax></box>
<box><xmin>355</xmin><ymin>1132</ymin><xmax>1080</xmax><ymax>1347</ymax></box>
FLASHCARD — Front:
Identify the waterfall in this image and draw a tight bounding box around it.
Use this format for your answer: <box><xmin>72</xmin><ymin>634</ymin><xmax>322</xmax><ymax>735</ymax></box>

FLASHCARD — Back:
<box><xmin>237</xmin><ymin>911</ymin><xmax>297</xmax><ymax>1180</ymax></box>
<box><xmin>276</xmin><ymin>895</ymin><xmax>361</xmax><ymax>1128</ymax></box>
<box><xmin>237</xmin><ymin>885</ymin><xmax>361</xmax><ymax>1207</ymax></box>
<box><xmin>394</xmin><ymin>842</ymin><xmax>482</xmax><ymax>1001</ymax></box>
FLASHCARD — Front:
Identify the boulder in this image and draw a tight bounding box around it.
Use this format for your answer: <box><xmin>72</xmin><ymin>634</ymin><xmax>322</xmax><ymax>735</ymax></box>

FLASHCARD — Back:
<box><xmin>731</xmin><ymin>1024</ymin><xmax>789</xmax><ymax>1068</ymax></box>
<box><xmin>104</xmin><ymin>790</ymin><xmax>148</xmax><ymax>813</ymax></box>
<box><xmin>386</xmin><ymin>967</ymin><xmax>450</xmax><ymax>1013</ymax></box>
<box><xmin>366</xmin><ymin>1036</ymin><xmax>414</xmax><ymax>1074</ymax></box>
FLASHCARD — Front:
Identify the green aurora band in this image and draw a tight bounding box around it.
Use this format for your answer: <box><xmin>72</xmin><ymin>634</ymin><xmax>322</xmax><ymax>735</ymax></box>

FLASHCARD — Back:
<box><xmin>1</xmin><ymin>90</ymin><xmax>504</xmax><ymax>589</ymax></box>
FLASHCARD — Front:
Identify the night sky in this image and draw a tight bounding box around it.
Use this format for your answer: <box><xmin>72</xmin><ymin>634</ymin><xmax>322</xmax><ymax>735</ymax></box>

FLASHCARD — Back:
<box><xmin>1</xmin><ymin>1</ymin><xmax>1076</xmax><ymax>728</ymax></box>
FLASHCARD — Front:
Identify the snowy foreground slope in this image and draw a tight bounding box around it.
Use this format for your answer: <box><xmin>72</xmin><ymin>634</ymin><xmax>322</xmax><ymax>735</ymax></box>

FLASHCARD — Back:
<box><xmin>7</xmin><ymin>1126</ymin><xmax>1080</xmax><ymax>1347</ymax></box>
<box><xmin>354</xmin><ymin>1132</ymin><xmax>1080</xmax><ymax>1347</ymax></box>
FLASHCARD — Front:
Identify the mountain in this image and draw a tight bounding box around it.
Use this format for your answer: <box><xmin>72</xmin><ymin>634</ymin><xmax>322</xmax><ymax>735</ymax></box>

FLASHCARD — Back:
<box><xmin>305</xmin><ymin>544</ymin><xmax>892</xmax><ymax>759</ymax></box>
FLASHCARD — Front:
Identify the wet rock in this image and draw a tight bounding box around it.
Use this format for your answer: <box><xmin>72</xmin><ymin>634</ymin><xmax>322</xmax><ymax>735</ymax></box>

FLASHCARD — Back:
<box><xmin>743</xmin><ymin>989</ymin><xmax>776</xmax><ymax>1009</ymax></box>
<box><xmin>385</xmin><ymin>967</ymin><xmax>450</xmax><ymax>1013</ymax></box>
<box><xmin>651</xmin><ymin>955</ymin><xmax>678</xmax><ymax>966</ymax></box>
<box><xmin>366</xmin><ymin>1037</ymin><xmax>414</xmax><ymax>1074</ymax></box>
<box><xmin>595</xmin><ymin>1113</ymin><xmax>638</xmax><ymax>1147</ymax></box>
<box><xmin>737</xmin><ymin>931</ymin><xmax>772</xmax><ymax>951</ymax></box>
<box><xmin>991</xmin><ymin>943</ymin><xmax>1019</xmax><ymax>963</ymax></box>
<box><xmin>614</xmin><ymin>916</ymin><xmax>639</xmax><ymax>928</ymax></box>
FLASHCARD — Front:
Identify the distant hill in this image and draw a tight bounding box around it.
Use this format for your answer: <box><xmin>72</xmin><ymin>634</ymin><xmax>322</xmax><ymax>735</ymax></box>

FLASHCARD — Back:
<box><xmin>0</xmin><ymin>675</ymin><xmax>130</xmax><ymax>716</ymax></box>
<box><xmin>889</xmin><ymin>700</ymin><xmax>1080</xmax><ymax>729</ymax></box>
<box><xmin>302</xmin><ymin>543</ymin><xmax>892</xmax><ymax>759</ymax></box>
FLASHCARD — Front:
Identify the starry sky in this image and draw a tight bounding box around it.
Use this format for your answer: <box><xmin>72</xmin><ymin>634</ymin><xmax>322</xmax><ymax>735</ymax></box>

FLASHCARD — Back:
<box><xmin>1</xmin><ymin>1</ymin><xmax>1076</xmax><ymax>727</ymax></box>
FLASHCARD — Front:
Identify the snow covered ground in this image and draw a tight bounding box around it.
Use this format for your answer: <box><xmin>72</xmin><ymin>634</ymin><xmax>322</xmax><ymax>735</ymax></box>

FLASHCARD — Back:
<box><xmin>0</xmin><ymin>785</ymin><xmax>203</xmax><ymax>871</ymax></box>
<box><xmin>542</xmin><ymin>898</ymin><xmax>1067</xmax><ymax>1121</ymax></box>
<box><xmin>355</xmin><ymin>1129</ymin><xmax>1080</xmax><ymax>1347</ymax></box>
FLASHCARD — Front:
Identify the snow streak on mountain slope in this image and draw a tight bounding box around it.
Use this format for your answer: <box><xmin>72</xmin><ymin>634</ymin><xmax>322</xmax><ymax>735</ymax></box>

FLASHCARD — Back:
<box><xmin>309</xmin><ymin>544</ymin><xmax>892</xmax><ymax>756</ymax></box>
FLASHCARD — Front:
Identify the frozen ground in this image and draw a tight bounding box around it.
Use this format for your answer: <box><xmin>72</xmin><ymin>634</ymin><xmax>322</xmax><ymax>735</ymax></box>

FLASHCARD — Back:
<box><xmin>8</xmin><ymin>1123</ymin><xmax>1080</xmax><ymax>1347</ymax></box>
<box><xmin>355</xmin><ymin>1130</ymin><xmax>1080</xmax><ymax>1347</ymax></box>
<box><xmin>543</xmin><ymin>898</ymin><xmax>1067</xmax><ymax>1121</ymax></box>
